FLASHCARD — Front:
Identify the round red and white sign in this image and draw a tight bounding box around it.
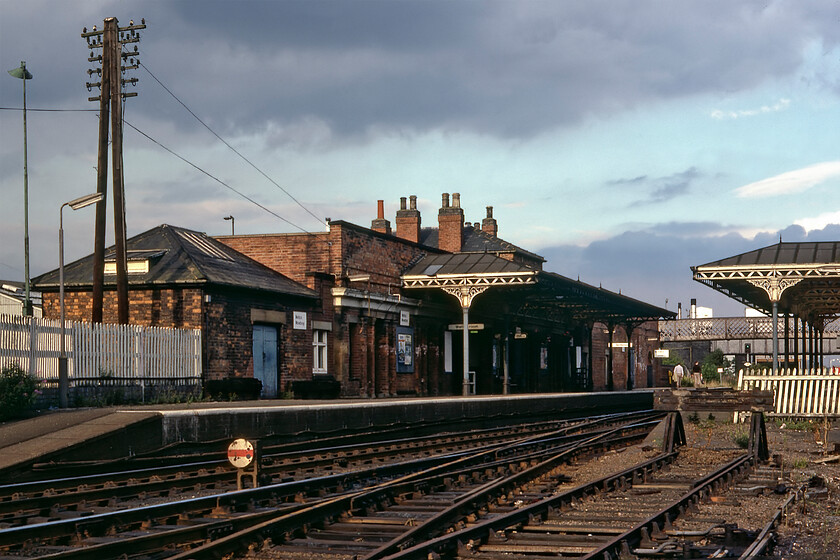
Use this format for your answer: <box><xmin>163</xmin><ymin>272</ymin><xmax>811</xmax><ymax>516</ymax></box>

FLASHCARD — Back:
<box><xmin>227</xmin><ymin>438</ymin><xmax>255</xmax><ymax>468</ymax></box>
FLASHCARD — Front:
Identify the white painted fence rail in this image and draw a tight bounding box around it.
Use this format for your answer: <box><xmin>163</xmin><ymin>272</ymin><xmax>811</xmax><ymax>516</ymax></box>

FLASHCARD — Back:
<box><xmin>0</xmin><ymin>314</ymin><xmax>202</xmax><ymax>387</ymax></box>
<box><xmin>737</xmin><ymin>367</ymin><xmax>840</xmax><ymax>417</ymax></box>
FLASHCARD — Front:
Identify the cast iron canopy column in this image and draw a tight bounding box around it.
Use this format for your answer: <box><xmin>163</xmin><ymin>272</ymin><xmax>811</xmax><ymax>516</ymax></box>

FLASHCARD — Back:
<box><xmin>694</xmin><ymin>243</ymin><xmax>840</xmax><ymax>375</ymax></box>
<box><xmin>402</xmin><ymin>253</ymin><xmax>537</xmax><ymax>396</ymax></box>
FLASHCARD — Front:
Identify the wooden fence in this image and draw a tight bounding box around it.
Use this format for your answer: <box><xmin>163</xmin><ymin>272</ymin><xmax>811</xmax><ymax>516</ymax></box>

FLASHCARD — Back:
<box><xmin>0</xmin><ymin>314</ymin><xmax>202</xmax><ymax>388</ymax></box>
<box><xmin>736</xmin><ymin>368</ymin><xmax>840</xmax><ymax>417</ymax></box>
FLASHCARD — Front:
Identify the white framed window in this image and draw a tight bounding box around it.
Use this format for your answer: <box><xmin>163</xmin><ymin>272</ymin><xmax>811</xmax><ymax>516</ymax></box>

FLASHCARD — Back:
<box><xmin>313</xmin><ymin>329</ymin><xmax>328</xmax><ymax>374</ymax></box>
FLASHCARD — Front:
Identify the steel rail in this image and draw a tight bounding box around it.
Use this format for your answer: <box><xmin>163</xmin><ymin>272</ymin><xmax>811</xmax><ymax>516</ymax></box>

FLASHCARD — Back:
<box><xmin>737</xmin><ymin>485</ymin><xmax>801</xmax><ymax>559</ymax></box>
<box><xmin>372</xmin><ymin>412</ymin><xmax>686</xmax><ymax>559</ymax></box>
<box><xmin>1</xmin><ymin>411</ymin><xmax>659</xmax><ymax>524</ymax></box>
<box><xmin>577</xmin><ymin>453</ymin><xmax>755</xmax><ymax>559</ymax></box>
<box><xmin>364</xmin><ymin>417</ymin><xmax>662</xmax><ymax>560</ymax></box>
<box><xmin>25</xmin><ymin>413</ymin><xmax>597</xmax><ymax>477</ymax></box>
<box><xmin>162</xmin><ymin>416</ymin><xmax>662</xmax><ymax>560</ymax></box>
<box><xmin>1</xmin><ymin>414</ymin><xmax>652</xmax><ymax>556</ymax></box>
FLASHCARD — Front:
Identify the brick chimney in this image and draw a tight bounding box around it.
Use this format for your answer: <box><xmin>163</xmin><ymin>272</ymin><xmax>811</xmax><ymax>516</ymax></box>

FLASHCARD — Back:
<box><xmin>438</xmin><ymin>192</ymin><xmax>464</xmax><ymax>252</ymax></box>
<box><xmin>395</xmin><ymin>195</ymin><xmax>421</xmax><ymax>243</ymax></box>
<box><xmin>481</xmin><ymin>206</ymin><xmax>498</xmax><ymax>237</ymax></box>
<box><xmin>371</xmin><ymin>199</ymin><xmax>391</xmax><ymax>235</ymax></box>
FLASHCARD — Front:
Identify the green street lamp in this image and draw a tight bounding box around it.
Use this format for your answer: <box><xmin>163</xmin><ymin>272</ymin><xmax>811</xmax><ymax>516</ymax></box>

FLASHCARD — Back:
<box><xmin>8</xmin><ymin>61</ymin><xmax>34</xmax><ymax>316</ymax></box>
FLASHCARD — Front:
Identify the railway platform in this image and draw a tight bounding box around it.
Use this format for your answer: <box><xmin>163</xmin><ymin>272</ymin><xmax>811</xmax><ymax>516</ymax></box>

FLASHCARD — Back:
<box><xmin>0</xmin><ymin>391</ymin><xmax>653</xmax><ymax>480</ymax></box>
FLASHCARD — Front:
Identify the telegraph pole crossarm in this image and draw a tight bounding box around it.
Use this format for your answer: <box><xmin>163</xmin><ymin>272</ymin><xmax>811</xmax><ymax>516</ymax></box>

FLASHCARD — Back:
<box><xmin>81</xmin><ymin>17</ymin><xmax>145</xmax><ymax>323</ymax></box>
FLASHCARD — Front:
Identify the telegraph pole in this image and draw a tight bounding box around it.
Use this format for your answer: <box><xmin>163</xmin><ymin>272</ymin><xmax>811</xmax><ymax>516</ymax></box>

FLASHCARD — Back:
<box><xmin>82</xmin><ymin>17</ymin><xmax>144</xmax><ymax>323</ymax></box>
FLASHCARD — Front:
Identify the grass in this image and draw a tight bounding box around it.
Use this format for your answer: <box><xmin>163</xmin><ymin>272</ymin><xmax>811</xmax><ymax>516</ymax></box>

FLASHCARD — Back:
<box><xmin>733</xmin><ymin>431</ymin><xmax>750</xmax><ymax>449</ymax></box>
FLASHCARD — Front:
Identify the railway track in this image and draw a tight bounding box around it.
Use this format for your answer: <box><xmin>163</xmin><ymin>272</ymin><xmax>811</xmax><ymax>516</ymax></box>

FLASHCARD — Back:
<box><xmin>1</xmin><ymin>413</ymin><xmax>653</xmax><ymax>528</ymax></box>
<box><xmin>0</xmin><ymin>411</ymin><xmax>662</xmax><ymax>559</ymax></box>
<box><xmin>0</xmin><ymin>411</ymin><xmax>796</xmax><ymax>560</ymax></box>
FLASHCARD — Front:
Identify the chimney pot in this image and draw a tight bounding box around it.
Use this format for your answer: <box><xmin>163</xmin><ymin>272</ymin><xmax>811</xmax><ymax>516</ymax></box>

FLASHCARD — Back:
<box><xmin>395</xmin><ymin>194</ymin><xmax>421</xmax><ymax>243</ymax></box>
<box><xmin>481</xmin><ymin>204</ymin><xmax>498</xmax><ymax>237</ymax></box>
<box><xmin>409</xmin><ymin>195</ymin><xmax>417</xmax><ymax>210</ymax></box>
<box><xmin>442</xmin><ymin>193</ymin><xmax>450</xmax><ymax>208</ymax></box>
<box><xmin>438</xmin><ymin>192</ymin><xmax>464</xmax><ymax>252</ymax></box>
<box><xmin>371</xmin><ymin>199</ymin><xmax>391</xmax><ymax>234</ymax></box>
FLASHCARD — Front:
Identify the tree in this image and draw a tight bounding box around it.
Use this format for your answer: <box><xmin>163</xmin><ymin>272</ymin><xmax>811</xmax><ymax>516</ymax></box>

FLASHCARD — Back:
<box><xmin>701</xmin><ymin>349</ymin><xmax>731</xmax><ymax>383</ymax></box>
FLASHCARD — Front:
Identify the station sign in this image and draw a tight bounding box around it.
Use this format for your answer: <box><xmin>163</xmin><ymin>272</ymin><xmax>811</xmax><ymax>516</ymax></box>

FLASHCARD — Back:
<box><xmin>654</xmin><ymin>349</ymin><xmax>670</xmax><ymax>358</ymax></box>
<box><xmin>448</xmin><ymin>323</ymin><xmax>485</xmax><ymax>331</ymax></box>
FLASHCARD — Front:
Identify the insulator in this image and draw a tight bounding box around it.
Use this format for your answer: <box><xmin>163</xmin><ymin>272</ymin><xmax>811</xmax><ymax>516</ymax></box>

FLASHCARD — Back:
<box><xmin>129</xmin><ymin>20</ymin><xmax>133</xmax><ymax>25</ymax></box>
<box><xmin>141</xmin><ymin>18</ymin><xmax>145</xmax><ymax>24</ymax></box>
<box><xmin>83</xmin><ymin>27</ymin><xmax>87</xmax><ymax>33</ymax></box>
<box><xmin>134</xmin><ymin>45</ymin><xmax>138</xmax><ymax>52</ymax></box>
<box><xmin>92</xmin><ymin>25</ymin><xmax>96</xmax><ymax>31</ymax></box>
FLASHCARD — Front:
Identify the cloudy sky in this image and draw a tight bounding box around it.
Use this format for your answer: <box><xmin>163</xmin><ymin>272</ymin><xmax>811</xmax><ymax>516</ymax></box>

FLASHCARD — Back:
<box><xmin>2</xmin><ymin>1</ymin><xmax>839</xmax><ymax>316</ymax></box>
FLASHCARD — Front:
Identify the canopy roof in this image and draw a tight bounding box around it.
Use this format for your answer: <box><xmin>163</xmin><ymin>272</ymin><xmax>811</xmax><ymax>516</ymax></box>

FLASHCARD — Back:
<box><xmin>692</xmin><ymin>241</ymin><xmax>840</xmax><ymax>322</ymax></box>
<box><xmin>403</xmin><ymin>253</ymin><xmax>674</xmax><ymax>326</ymax></box>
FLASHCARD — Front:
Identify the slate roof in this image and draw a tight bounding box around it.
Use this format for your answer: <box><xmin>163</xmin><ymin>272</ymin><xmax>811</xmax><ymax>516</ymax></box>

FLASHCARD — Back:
<box><xmin>403</xmin><ymin>252</ymin><xmax>535</xmax><ymax>277</ymax></box>
<box><xmin>33</xmin><ymin>224</ymin><xmax>317</xmax><ymax>299</ymax></box>
<box><xmin>695</xmin><ymin>241</ymin><xmax>840</xmax><ymax>268</ymax></box>
<box><xmin>419</xmin><ymin>227</ymin><xmax>545</xmax><ymax>263</ymax></box>
<box><xmin>403</xmin><ymin>254</ymin><xmax>674</xmax><ymax>323</ymax></box>
<box><xmin>693</xmin><ymin>241</ymin><xmax>840</xmax><ymax>317</ymax></box>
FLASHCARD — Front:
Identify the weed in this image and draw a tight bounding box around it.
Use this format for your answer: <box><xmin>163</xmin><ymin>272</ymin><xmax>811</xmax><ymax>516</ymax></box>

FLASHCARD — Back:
<box><xmin>733</xmin><ymin>431</ymin><xmax>750</xmax><ymax>449</ymax></box>
<box><xmin>0</xmin><ymin>363</ymin><xmax>41</xmax><ymax>420</ymax></box>
<box><xmin>791</xmin><ymin>457</ymin><xmax>809</xmax><ymax>469</ymax></box>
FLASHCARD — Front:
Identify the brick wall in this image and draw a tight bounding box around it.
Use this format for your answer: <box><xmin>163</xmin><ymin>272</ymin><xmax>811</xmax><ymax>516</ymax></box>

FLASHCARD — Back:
<box><xmin>591</xmin><ymin>320</ymin><xmax>664</xmax><ymax>390</ymax></box>
<box><xmin>220</xmin><ymin>232</ymin><xmax>333</xmax><ymax>289</ymax></box>
<box><xmin>42</xmin><ymin>288</ymin><xmax>203</xmax><ymax>328</ymax></box>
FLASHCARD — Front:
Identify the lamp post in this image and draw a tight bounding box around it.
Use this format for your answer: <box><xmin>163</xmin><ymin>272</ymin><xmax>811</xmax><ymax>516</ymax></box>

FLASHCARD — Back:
<box><xmin>8</xmin><ymin>61</ymin><xmax>33</xmax><ymax>315</ymax></box>
<box><xmin>223</xmin><ymin>215</ymin><xmax>235</xmax><ymax>235</ymax></box>
<box><xmin>59</xmin><ymin>192</ymin><xmax>104</xmax><ymax>408</ymax></box>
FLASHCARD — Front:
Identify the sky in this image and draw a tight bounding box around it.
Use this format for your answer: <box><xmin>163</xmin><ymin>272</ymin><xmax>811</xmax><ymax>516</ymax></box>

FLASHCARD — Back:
<box><xmin>2</xmin><ymin>0</ymin><xmax>839</xmax><ymax>317</ymax></box>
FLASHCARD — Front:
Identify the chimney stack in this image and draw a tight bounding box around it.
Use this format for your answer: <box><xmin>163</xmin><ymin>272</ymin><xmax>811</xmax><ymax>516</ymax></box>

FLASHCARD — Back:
<box><xmin>371</xmin><ymin>199</ymin><xmax>391</xmax><ymax>235</ymax></box>
<box><xmin>481</xmin><ymin>206</ymin><xmax>498</xmax><ymax>237</ymax></box>
<box><xmin>438</xmin><ymin>192</ymin><xmax>464</xmax><ymax>252</ymax></box>
<box><xmin>395</xmin><ymin>194</ymin><xmax>421</xmax><ymax>243</ymax></box>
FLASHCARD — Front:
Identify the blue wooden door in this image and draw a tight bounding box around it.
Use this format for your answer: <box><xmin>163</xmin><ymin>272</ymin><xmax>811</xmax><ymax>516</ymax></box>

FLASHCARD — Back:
<box><xmin>253</xmin><ymin>325</ymin><xmax>278</xmax><ymax>398</ymax></box>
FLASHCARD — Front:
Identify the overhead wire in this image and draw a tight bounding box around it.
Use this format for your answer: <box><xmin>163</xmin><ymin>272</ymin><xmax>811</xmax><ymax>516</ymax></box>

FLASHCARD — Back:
<box><xmin>123</xmin><ymin>119</ymin><xmax>313</xmax><ymax>234</ymax></box>
<box><xmin>138</xmin><ymin>61</ymin><xmax>328</xmax><ymax>229</ymax></box>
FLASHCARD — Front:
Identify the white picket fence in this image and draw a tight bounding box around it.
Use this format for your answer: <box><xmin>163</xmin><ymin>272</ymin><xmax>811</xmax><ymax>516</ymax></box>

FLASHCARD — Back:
<box><xmin>737</xmin><ymin>368</ymin><xmax>840</xmax><ymax>417</ymax></box>
<box><xmin>0</xmin><ymin>314</ymin><xmax>202</xmax><ymax>387</ymax></box>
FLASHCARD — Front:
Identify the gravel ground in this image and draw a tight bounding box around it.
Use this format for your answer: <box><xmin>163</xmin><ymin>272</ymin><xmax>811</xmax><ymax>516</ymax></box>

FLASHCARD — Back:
<box><xmin>682</xmin><ymin>415</ymin><xmax>840</xmax><ymax>559</ymax></box>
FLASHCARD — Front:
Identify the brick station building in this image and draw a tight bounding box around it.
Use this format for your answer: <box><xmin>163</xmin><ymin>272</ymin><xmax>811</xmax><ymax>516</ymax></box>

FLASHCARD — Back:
<box><xmin>34</xmin><ymin>194</ymin><xmax>673</xmax><ymax>398</ymax></box>
<box><xmin>220</xmin><ymin>193</ymin><xmax>673</xmax><ymax>396</ymax></box>
<box><xmin>33</xmin><ymin>224</ymin><xmax>318</xmax><ymax>397</ymax></box>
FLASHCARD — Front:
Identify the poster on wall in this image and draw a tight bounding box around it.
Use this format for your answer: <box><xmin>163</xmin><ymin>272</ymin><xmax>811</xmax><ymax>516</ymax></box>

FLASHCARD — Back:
<box><xmin>396</xmin><ymin>326</ymin><xmax>414</xmax><ymax>373</ymax></box>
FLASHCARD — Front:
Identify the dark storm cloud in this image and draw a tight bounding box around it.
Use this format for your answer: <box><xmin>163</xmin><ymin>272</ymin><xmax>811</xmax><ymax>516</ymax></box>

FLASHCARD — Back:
<box><xmin>3</xmin><ymin>1</ymin><xmax>839</xmax><ymax>141</ymax></box>
<box><xmin>101</xmin><ymin>0</ymin><xmax>840</xmax><ymax>139</ymax></box>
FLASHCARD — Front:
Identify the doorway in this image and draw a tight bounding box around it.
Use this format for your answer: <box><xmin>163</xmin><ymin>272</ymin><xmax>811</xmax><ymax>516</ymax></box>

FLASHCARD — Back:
<box><xmin>253</xmin><ymin>324</ymin><xmax>279</xmax><ymax>398</ymax></box>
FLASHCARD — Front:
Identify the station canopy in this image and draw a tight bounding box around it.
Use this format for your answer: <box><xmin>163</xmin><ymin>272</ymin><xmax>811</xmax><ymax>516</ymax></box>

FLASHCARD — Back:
<box><xmin>692</xmin><ymin>241</ymin><xmax>840</xmax><ymax>322</ymax></box>
<box><xmin>402</xmin><ymin>253</ymin><xmax>674</xmax><ymax>327</ymax></box>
